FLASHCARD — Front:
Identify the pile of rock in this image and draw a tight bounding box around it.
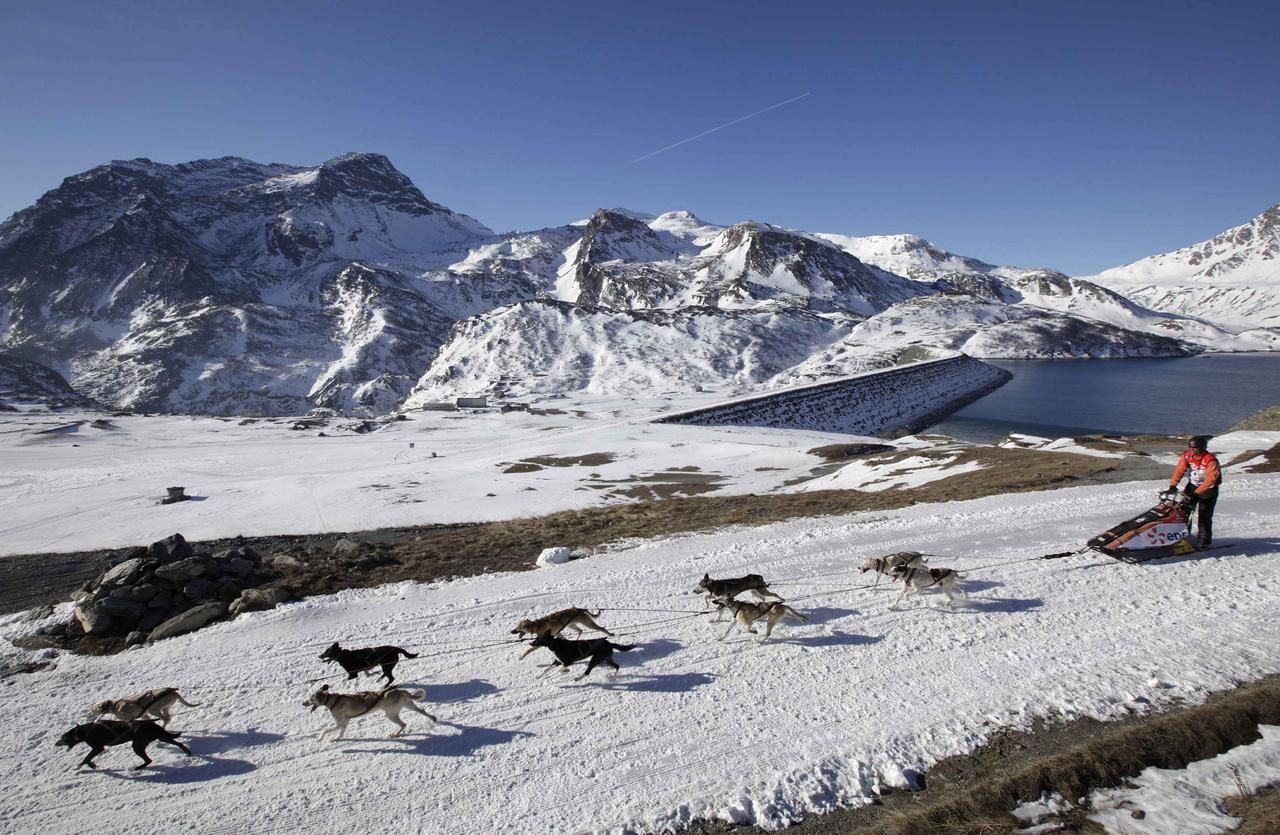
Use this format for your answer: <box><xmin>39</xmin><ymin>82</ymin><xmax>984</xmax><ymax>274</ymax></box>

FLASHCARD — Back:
<box><xmin>70</xmin><ymin>533</ymin><xmax>288</xmax><ymax>645</ymax></box>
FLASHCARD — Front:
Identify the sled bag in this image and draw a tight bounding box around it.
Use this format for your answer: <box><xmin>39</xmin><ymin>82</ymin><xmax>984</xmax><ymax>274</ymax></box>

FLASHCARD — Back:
<box><xmin>1087</xmin><ymin>499</ymin><xmax>1193</xmax><ymax>561</ymax></box>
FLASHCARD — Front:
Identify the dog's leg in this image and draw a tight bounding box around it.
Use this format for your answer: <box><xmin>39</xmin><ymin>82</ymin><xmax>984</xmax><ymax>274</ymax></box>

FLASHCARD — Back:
<box><xmin>155</xmin><ymin>706</ymin><xmax>172</xmax><ymax>727</ymax></box>
<box><xmin>381</xmin><ymin>664</ymin><xmax>396</xmax><ymax>685</ymax></box>
<box><xmin>386</xmin><ymin>709</ymin><xmax>407</xmax><ymax>738</ymax></box>
<box><xmin>576</xmin><ymin>654</ymin><xmax>604</xmax><ymax>681</ymax></box>
<box><xmin>332</xmin><ymin>717</ymin><xmax>349</xmax><ymax>741</ymax></box>
<box><xmin>890</xmin><ymin>583</ymin><xmax>909</xmax><ymax>610</ymax></box>
<box><xmin>720</xmin><ymin>619</ymin><xmax>738</xmax><ymax>641</ymax></box>
<box><xmin>763</xmin><ymin>609</ymin><xmax>782</xmax><ymax>639</ymax></box>
<box><xmin>406</xmin><ymin>701</ymin><xmax>438</xmax><ymax>723</ymax></box>
<box><xmin>131</xmin><ymin>740</ymin><xmax>154</xmax><ymax>769</ymax></box>
<box><xmin>80</xmin><ymin>746</ymin><xmax>104</xmax><ymax>769</ymax></box>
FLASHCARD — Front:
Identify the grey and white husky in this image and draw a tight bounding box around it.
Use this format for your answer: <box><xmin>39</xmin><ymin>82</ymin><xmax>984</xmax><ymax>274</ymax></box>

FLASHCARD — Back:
<box><xmin>715</xmin><ymin>598</ymin><xmax>808</xmax><ymax>640</ymax></box>
<box><xmin>304</xmin><ymin>684</ymin><xmax>437</xmax><ymax>741</ymax></box>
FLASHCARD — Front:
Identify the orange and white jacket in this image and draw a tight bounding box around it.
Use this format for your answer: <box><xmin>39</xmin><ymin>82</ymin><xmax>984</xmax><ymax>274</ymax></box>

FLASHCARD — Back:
<box><xmin>1170</xmin><ymin>450</ymin><xmax>1221</xmax><ymax>495</ymax></box>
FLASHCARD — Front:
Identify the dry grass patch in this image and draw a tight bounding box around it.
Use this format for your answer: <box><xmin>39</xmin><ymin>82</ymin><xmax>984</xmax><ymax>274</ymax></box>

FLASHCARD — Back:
<box><xmin>1225</xmin><ymin>783</ymin><xmax>1280</xmax><ymax>834</ymax></box>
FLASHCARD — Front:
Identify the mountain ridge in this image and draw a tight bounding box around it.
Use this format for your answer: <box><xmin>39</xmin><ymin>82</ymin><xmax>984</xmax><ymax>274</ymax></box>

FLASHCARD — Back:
<box><xmin>1</xmin><ymin>154</ymin><xmax>1275</xmax><ymax>416</ymax></box>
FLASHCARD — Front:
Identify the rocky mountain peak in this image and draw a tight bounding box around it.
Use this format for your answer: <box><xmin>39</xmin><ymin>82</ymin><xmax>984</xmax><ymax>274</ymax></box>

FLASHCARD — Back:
<box><xmin>575</xmin><ymin>209</ymin><xmax>672</xmax><ymax>267</ymax></box>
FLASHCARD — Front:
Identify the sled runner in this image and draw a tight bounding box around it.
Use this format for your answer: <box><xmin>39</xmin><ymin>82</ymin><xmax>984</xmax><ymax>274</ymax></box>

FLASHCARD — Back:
<box><xmin>1086</xmin><ymin>488</ymin><xmax>1198</xmax><ymax>563</ymax></box>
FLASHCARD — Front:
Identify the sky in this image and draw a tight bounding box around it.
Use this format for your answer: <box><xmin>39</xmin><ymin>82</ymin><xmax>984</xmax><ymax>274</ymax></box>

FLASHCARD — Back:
<box><xmin>1</xmin><ymin>0</ymin><xmax>1277</xmax><ymax>275</ymax></box>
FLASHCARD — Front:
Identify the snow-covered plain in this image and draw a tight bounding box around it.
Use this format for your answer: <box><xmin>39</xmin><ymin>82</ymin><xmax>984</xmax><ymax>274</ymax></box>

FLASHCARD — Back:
<box><xmin>0</xmin><ymin>393</ymin><xmax>915</xmax><ymax>557</ymax></box>
<box><xmin>0</xmin><ymin>401</ymin><xmax>1278</xmax><ymax>833</ymax></box>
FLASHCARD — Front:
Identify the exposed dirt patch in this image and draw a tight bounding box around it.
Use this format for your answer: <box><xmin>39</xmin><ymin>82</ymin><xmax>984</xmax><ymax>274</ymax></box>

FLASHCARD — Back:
<box><xmin>526</xmin><ymin>452</ymin><xmax>617</xmax><ymax>467</ymax></box>
<box><xmin>1234</xmin><ymin>442</ymin><xmax>1280</xmax><ymax>474</ymax></box>
<box><xmin>501</xmin><ymin>453</ymin><xmax>617</xmax><ymax>473</ymax></box>
<box><xmin>807</xmin><ymin>443</ymin><xmax>896</xmax><ymax>462</ymax></box>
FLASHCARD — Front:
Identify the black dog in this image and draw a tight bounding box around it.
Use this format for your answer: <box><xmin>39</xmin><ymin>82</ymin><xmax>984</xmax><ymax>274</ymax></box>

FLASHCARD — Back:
<box><xmin>320</xmin><ymin>642</ymin><xmax>417</xmax><ymax>684</ymax></box>
<box><xmin>529</xmin><ymin>633</ymin><xmax>636</xmax><ymax>680</ymax></box>
<box><xmin>56</xmin><ymin>720</ymin><xmax>192</xmax><ymax>770</ymax></box>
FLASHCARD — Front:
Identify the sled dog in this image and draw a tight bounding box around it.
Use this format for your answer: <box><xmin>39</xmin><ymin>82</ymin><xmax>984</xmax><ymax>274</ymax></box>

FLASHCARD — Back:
<box><xmin>512</xmin><ymin>608</ymin><xmax>613</xmax><ymax>657</ymax></box>
<box><xmin>304</xmin><ymin>684</ymin><xmax>437</xmax><ymax>741</ymax></box>
<box><xmin>717</xmin><ymin>598</ymin><xmax>808</xmax><ymax>640</ymax></box>
<box><xmin>89</xmin><ymin>687</ymin><xmax>200</xmax><ymax>726</ymax></box>
<box><xmin>890</xmin><ymin>564</ymin><xmax>966</xmax><ymax>608</ymax></box>
<box><xmin>320</xmin><ymin>642</ymin><xmax>417</xmax><ymax>684</ymax></box>
<box><xmin>696</xmin><ymin>573</ymin><xmax>782</xmax><ymax>608</ymax></box>
<box><xmin>56</xmin><ymin>719</ymin><xmax>192</xmax><ymax>770</ymax></box>
<box><xmin>528</xmin><ymin>633</ymin><xmax>636</xmax><ymax>680</ymax></box>
<box><xmin>859</xmin><ymin>552</ymin><xmax>928</xmax><ymax>587</ymax></box>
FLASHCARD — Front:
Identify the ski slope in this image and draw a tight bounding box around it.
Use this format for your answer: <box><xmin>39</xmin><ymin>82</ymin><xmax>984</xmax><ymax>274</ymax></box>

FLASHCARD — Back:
<box><xmin>3</xmin><ymin>475</ymin><xmax>1279</xmax><ymax>833</ymax></box>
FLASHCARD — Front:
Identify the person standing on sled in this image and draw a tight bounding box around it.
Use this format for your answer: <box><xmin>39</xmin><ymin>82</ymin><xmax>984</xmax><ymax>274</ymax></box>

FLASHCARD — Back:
<box><xmin>1168</xmin><ymin>435</ymin><xmax>1221</xmax><ymax>548</ymax></box>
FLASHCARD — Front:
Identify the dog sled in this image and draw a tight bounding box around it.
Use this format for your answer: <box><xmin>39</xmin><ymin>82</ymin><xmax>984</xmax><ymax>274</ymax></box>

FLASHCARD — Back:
<box><xmin>1084</xmin><ymin>488</ymin><xmax>1197</xmax><ymax>563</ymax></box>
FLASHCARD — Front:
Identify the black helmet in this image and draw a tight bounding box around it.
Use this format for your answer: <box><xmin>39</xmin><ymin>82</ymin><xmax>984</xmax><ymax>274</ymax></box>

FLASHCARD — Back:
<box><xmin>1188</xmin><ymin>435</ymin><xmax>1208</xmax><ymax>450</ymax></box>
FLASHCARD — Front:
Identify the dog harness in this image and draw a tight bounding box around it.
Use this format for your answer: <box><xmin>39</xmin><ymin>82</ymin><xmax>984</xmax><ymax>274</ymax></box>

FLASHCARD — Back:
<box><xmin>898</xmin><ymin>567</ymin><xmax>950</xmax><ymax>588</ymax></box>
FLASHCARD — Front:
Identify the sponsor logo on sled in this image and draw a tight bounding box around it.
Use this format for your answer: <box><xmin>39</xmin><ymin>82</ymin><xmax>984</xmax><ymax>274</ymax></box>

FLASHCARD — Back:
<box><xmin>1130</xmin><ymin>523</ymin><xmax>1187</xmax><ymax>548</ymax></box>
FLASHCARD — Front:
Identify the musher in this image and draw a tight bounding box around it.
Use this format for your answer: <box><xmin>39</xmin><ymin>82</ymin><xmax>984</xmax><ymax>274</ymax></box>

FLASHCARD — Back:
<box><xmin>1168</xmin><ymin>435</ymin><xmax>1221</xmax><ymax>548</ymax></box>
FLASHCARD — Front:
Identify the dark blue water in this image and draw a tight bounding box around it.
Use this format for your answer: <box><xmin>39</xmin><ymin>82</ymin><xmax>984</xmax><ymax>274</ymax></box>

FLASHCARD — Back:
<box><xmin>928</xmin><ymin>354</ymin><xmax>1280</xmax><ymax>443</ymax></box>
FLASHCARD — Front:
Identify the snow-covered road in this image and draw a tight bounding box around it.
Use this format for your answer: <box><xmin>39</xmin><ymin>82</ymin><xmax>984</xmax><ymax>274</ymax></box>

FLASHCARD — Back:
<box><xmin>3</xmin><ymin>476</ymin><xmax>1278</xmax><ymax>833</ymax></box>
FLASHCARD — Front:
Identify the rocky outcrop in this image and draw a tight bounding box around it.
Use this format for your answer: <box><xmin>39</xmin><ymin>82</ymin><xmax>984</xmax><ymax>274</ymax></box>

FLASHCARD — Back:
<box><xmin>68</xmin><ymin>533</ymin><xmax>268</xmax><ymax>642</ymax></box>
<box><xmin>0</xmin><ymin>354</ymin><xmax>103</xmax><ymax>411</ymax></box>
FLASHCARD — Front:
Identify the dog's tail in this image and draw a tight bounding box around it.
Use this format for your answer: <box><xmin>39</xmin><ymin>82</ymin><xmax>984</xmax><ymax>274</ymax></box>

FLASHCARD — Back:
<box><xmin>173</xmin><ymin>691</ymin><xmax>201</xmax><ymax>708</ymax></box>
<box><xmin>785</xmin><ymin>606</ymin><xmax>808</xmax><ymax>622</ymax></box>
<box><xmin>395</xmin><ymin>647</ymin><xmax>419</xmax><ymax>659</ymax></box>
<box><xmin>588</xmin><ymin>609</ymin><xmax>604</xmax><ymax>618</ymax></box>
<box><xmin>399</xmin><ymin>688</ymin><xmax>427</xmax><ymax>701</ymax></box>
<box><xmin>610</xmin><ymin>643</ymin><xmax>637</xmax><ymax>652</ymax></box>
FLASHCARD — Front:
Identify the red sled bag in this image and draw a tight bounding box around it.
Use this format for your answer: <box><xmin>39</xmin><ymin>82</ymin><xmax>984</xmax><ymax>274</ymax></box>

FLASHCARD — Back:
<box><xmin>1087</xmin><ymin>489</ymin><xmax>1195</xmax><ymax>563</ymax></box>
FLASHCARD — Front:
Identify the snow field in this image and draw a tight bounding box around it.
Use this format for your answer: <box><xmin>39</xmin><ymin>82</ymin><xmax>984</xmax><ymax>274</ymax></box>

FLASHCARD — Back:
<box><xmin>2</xmin><ymin>476</ymin><xmax>1279</xmax><ymax>833</ymax></box>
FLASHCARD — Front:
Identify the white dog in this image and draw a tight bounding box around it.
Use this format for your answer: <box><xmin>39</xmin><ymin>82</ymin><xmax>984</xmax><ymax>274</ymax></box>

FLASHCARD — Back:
<box><xmin>304</xmin><ymin>684</ymin><xmax>437</xmax><ymax>741</ymax></box>
<box><xmin>889</xmin><ymin>564</ymin><xmax>966</xmax><ymax>608</ymax></box>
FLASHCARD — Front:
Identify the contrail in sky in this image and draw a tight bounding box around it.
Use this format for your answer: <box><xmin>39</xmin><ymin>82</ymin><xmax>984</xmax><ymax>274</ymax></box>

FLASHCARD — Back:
<box><xmin>628</xmin><ymin>92</ymin><xmax>811</xmax><ymax>164</ymax></box>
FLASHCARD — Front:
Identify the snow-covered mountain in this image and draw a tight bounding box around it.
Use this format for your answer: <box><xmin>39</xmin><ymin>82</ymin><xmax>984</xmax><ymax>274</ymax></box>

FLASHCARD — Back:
<box><xmin>818</xmin><ymin>230</ymin><xmax>1276</xmax><ymax>351</ymax></box>
<box><xmin>1</xmin><ymin>153</ymin><xmax>1270</xmax><ymax>416</ymax></box>
<box><xmin>1085</xmin><ymin>203</ymin><xmax>1280</xmax><ymax>329</ymax></box>
<box><xmin>0</xmin><ymin>153</ymin><xmax>513</xmax><ymax>415</ymax></box>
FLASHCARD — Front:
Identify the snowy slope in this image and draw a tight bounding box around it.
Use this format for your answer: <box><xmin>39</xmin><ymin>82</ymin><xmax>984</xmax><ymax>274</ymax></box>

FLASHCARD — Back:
<box><xmin>1086</xmin><ymin>203</ymin><xmax>1280</xmax><ymax>329</ymax></box>
<box><xmin>2</xmin><ymin>474</ymin><xmax>1278</xmax><ymax>833</ymax></box>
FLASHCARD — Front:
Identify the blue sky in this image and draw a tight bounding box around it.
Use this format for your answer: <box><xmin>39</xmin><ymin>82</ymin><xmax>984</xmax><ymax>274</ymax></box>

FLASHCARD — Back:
<box><xmin>1</xmin><ymin>0</ymin><xmax>1276</xmax><ymax>274</ymax></box>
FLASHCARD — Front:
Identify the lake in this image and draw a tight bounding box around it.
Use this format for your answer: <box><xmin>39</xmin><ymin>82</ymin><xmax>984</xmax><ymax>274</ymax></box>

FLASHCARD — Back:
<box><xmin>927</xmin><ymin>353</ymin><xmax>1280</xmax><ymax>443</ymax></box>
